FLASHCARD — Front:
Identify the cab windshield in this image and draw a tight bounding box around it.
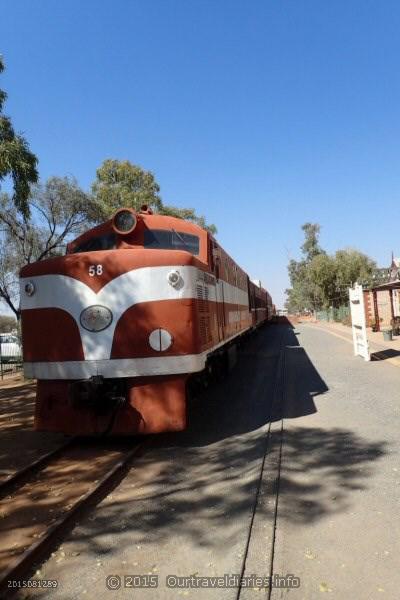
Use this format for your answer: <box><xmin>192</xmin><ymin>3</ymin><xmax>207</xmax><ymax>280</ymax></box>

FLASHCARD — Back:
<box><xmin>71</xmin><ymin>233</ymin><xmax>117</xmax><ymax>254</ymax></box>
<box><xmin>143</xmin><ymin>229</ymin><xmax>199</xmax><ymax>255</ymax></box>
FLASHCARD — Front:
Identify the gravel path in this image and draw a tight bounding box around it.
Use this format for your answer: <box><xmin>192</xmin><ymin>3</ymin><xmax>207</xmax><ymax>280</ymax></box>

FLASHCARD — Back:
<box><xmin>271</xmin><ymin>323</ymin><xmax>400</xmax><ymax>600</ymax></box>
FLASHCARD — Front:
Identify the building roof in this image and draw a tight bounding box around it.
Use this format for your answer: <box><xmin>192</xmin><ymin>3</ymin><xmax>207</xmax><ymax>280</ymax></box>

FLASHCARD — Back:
<box><xmin>371</xmin><ymin>280</ymin><xmax>400</xmax><ymax>291</ymax></box>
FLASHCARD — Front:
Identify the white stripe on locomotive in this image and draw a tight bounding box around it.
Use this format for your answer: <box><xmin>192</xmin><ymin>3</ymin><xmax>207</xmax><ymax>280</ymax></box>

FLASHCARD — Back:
<box><xmin>20</xmin><ymin>265</ymin><xmax>250</xmax><ymax>362</ymax></box>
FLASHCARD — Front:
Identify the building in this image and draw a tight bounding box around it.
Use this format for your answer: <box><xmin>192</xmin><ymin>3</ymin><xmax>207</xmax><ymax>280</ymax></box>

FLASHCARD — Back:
<box><xmin>365</xmin><ymin>255</ymin><xmax>400</xmax><ymax>329</ymax></box>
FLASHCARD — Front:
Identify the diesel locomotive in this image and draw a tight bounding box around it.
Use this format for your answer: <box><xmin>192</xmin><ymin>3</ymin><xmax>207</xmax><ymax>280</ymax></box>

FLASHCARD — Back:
<box><xmin>20</xmin><ymin>206</ymin><xmax>274</xmax><ymax>435</ymax></box>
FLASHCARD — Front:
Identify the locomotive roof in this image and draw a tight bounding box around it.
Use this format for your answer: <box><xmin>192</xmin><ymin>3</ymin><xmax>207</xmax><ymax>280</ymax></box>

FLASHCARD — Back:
<box><xmin>70</xmin><ymin>210</ymin><xmax>207</xmax><ymax>250</ymax></box>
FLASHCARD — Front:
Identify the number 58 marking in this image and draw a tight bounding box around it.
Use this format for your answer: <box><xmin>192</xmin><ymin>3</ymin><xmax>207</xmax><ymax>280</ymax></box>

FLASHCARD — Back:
<box><xmin>88</xmin><ymin>265</ymin><xmax>103</xmax><ymax>276</ymax></box>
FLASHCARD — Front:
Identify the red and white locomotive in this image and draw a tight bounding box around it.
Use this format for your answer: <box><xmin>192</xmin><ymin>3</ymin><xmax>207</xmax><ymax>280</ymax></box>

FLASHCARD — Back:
<box><xmin>20</xmin><ymin>207</ymin><xmax>274</xmax><ymax>435</ymax></box>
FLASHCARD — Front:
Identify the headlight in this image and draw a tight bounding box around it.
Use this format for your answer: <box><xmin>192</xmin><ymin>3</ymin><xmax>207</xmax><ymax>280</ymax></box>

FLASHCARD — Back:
<box><xmin>80</xmin><ymin>305</ymin><xmax>113</xmax><ymax>332</ymax></box>
<box><xmin>149</xmin><ymin>328</ymin><xmax>173</xmax><ymax>351</ymax></box>
<box><xmin>112</xmin><ymin>208</ymin><xmax>137</xmax><ymax>234</ymax></box>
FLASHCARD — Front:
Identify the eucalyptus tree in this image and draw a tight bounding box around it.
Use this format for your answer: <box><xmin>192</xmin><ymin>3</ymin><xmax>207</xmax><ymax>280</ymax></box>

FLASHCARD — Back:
<box><xmin>286</xmin><ymin>223</ymin><xmax>376</xmax><ymax>312</ymax></box>
<box><xmin>92</xmin><ymin>159</ymin><xmax>217</xmax><ymax>233</ymax></box>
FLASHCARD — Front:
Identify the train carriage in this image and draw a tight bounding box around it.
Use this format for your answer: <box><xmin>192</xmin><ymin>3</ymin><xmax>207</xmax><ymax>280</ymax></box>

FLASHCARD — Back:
<box><xmin>20</xmin><ymin>206</ymin><xmax>273</xmax><ymax>436</ymax></box>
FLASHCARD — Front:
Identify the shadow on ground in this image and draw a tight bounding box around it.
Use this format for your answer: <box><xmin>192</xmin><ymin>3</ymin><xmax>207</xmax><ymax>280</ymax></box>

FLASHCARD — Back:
<box><xmin>176</xmin><ymin>321</ymin><xmax>326</xmax><ymax>446</ymax></box>
<box><xmin>62</xmin><ymin>323</ymin><xmax>387</xmax><ymax>555</ymax></box>
<box><xmin>63</xmin><ymin>426</ymin><xmax>387</xmax><ymax>556</ymax></box>
<box><xmin>371</xmin><ymin>348</ymin><xmax>400</xmax><ymax>361</ymax></box>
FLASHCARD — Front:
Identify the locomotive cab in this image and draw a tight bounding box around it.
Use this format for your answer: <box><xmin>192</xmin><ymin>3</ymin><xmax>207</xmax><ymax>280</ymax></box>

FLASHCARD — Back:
<box><xmin>66</xmin><ymin>206</ymin><xmax>209</xmax><ymax>262</ymax></box>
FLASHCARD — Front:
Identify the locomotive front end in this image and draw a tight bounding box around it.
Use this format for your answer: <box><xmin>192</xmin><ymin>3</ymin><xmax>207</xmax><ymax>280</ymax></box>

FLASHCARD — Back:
<box><xmin>20</xmin><ymin>209</ymin><xmax>210</xmax><ymax>435</ymax></box>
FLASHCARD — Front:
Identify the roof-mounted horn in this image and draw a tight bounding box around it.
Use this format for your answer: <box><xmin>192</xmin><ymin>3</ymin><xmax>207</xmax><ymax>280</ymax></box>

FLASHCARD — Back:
<box><xmin>139</xmin><ymin>204</ymin><xmax>153</xmax><ymax>215</ymax></box>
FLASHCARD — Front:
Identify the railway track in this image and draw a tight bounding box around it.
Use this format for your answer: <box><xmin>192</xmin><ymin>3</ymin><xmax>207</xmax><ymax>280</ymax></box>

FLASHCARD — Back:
<box><xmin>0</xmin><ymin>435</ymin><xmax>151</xmax><ymax>595</ymax></box>
<box><xmin>236</xmin><ymin>326</ymin><xmax>286</xmax><ymax>600</ymax></box>
<box><xmin>0</xmin><ymin>438</ymin><xmax>76</xmax><ymax>499</ymax></box>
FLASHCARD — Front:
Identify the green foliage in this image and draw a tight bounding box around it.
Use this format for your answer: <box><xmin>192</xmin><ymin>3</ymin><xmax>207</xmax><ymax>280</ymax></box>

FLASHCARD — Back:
<box><xmin>286</xmin><ymin>223</ymin><xmax>326</xmax><ymax>312</ymax></box>
<box><xmin>307</xmin><ymin>253</ymin><xmax>337</xmax><ymax>309</ymax></box>
<box><xmin>286</xmin><ymin>223</ymin><xmax>376</xmax><ymax>312</ymax></box>
<box><xmin>0</xmin><ymin>57</ymin><xmax>38</xmax><ymax>218</ymax></box>
<box><xmin>334</xmin><ymin>249</ymin><xmax>376</xmax><ymax>291</ymax></box>
<box><xmin>286</xmin><ymin>259</ymin><xmax>309</xmax><ymax>312</ymax></box>
<box><xmin>92</xmin><ymin>159</ymin><xmax>162</xmax><ymax>217</ymax></box>
<box><xmin>301</xmin><ymin>223</ymin><xmax>325</xmax><ymax>261</ymax></box>
<box><xmin>92</xmin><ymin>159</ymin><xmax>217</xmax><ymax>233</ymax></box>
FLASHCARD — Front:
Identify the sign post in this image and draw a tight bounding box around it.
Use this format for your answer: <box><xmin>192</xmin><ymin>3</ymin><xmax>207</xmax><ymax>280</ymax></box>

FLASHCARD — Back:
<box><xmin>349</xmin><ymin>284</ymin><xmax>370</xmax><ymax>361</ymax></box>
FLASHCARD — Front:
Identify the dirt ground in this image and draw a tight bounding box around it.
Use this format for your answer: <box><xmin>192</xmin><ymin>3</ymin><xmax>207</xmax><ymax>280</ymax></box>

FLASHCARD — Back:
<box><xmin>0</xmin><ymin>376</ymin><xmax>68</xmax><ymax>484</ymax></box>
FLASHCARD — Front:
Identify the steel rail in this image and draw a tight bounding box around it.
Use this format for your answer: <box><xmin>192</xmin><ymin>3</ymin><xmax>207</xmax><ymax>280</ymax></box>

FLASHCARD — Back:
<box><xmin>0</xmin><ymin>438</ymin><xmax>76</xmax><ymax>500</ymax></box>
<box><xmin>0</xmin><ymin>436</ymin><xmax>152</xmax><ymax>595</ymax></box>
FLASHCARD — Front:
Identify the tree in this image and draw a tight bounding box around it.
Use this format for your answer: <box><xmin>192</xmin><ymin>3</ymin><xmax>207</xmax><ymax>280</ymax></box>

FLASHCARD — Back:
<box><xmin>0</xmin><ymin>177</ymin><xmax>95</xmax><ymax>317</ymax></box>
<box><xmin>333</xmin><ymin>249</ymin><xmax>376</xmax><ymax>305</ymax></box>
<box><xmin>286</xmin><ymin>259</ymin><xmax>309</xmax><ymax>312</ymax></box>
<box><xmin>286</xmin><ymin>223</ymin><xmax>325</xmax><ymax>312</ymax></box>
<box><xmin>301</xmin><ymin>222</ymin><xmax>325</xmax><ymax>261</ymax></box>
<box><xmin>92</xmin><ymin>159</ymin><xmax>162</xmax><ymax>217</ymax></box>
<box><xmin>285</xmin><ymin>223</ymin><xmax>376</xmax><ymax>313</ymax></box>
<box><xmin>92</xmin><ymin>159</ymin><xmax>217</xmax><ymax>233</ymax></box>
<box><xmin>307</xmin><ymin>253</ymin><xmax>338</xmax><ymax>309</ymax></box>
<box><xmin>0</xmin><ymin>57</ymin><xmax>38</xmax><ymax>218</ymax></box>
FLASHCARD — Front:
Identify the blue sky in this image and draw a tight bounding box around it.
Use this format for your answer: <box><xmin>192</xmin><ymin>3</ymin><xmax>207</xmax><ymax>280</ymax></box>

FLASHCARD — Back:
<box><xmin>2</xmin><ymin>1</ymin><xmax>400</xmax><ymax>307</ymax></box>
